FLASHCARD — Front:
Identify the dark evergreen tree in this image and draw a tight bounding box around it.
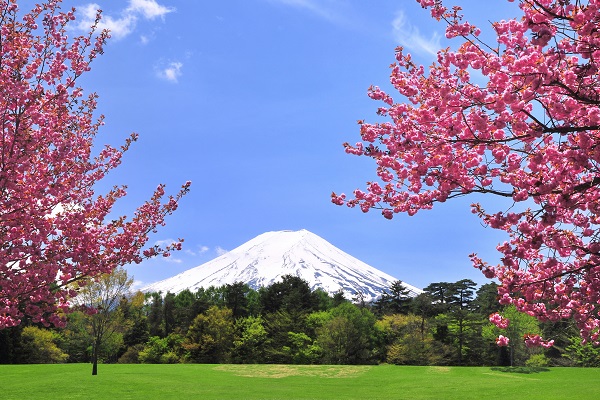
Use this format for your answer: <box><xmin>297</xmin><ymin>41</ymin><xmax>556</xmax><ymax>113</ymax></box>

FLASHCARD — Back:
<box><xmin>260</xmin><ymin>275</ymin><xmax>317</xmax><ymax>314</ymax></box>
<box><xmin>173</xmin><ymin>289</ymin><xmax>203</xmax><ymax>332</ymax></box>
<box><xmin>121</xmin><ymin>291</ymin><xmax>149</xmax><ymax>349</ymax></box>
<box><xmin>262</xmin><ymin>310</ymin><xmax>297</xmax><ymax>364</ymax></box>
<box><xmin>332</xmin><ymin>290</ymin><xmax>348</xmax><ymax>307</ymax></box>
<box><xmin>312</xmin><ymin>288</ymin><xmax>333</xmax><ymax>311</ymax></box>
<box><xmin>423</xmin><ymin>282</ymin><xmax>455</xmax><ymax>344</ymax></box>
<box><xmin>388</xmin><ymin>281</ymin><xmax>412</xmax><ymax>314</ymax></box>
<box><xmin>0</xmin><ymin>326</ymin><xmax>22</xmax><ymax>363</ymax></box>
<box><xmin>410</xmin><ymin>293</ymin><xmax>437</xmax><ymax>341</ymax></box>
<box><xmin>223</xmin><ymin>282</ymin><xmax>251</xmax><ymax>319</ymax></box>
<box><xmin>448</xmin><ymin>279</ymin><xmax>478</xmax><ymax>365</ymax></box>
<box><xmin>163</xmin><ymin>292</ymin><xmax>176</xmax><ymax>336</ymax></box>
<box><xmin>473</xmin><ymin>282</ymin><xmax>501</xmax><ymax>316</ymax></box>
<box><xmin>147</xmin><ymin>292</ymin><xmax>164</xmax><ymax>338</ymax></box>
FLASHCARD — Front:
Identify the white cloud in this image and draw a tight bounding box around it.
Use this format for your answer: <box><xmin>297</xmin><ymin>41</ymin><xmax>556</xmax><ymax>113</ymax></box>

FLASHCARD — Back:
<box><xmin>154</xmin><ymin>238</ymin><xmax>177</xmax><ymax>247</ymax></box>
<box><xmin>199</xmin><ymin>246</ymin><xmax>210</xmax><ymax>253</ymax></box>
<box><xmin>75</xmin><ymin>0</ymin><xmax>174</xmax><ymax>40</ymax></box>
<box><xmin>76</xmin><ymin>3</ymin><xmax>136</xmax><ymax>40</ymax></box>
<box><xmin>126</xmin><ymin>0</ymin><xmax>174</xmax><ymax>20</ymax></box>
<box><xmin>215</xmin><ymin>246</ymin><xmax>228</xmax><ymax>256</ymax></box>
<box><xmin>131</xmin><ymin>280</ymin><xmax>146</xmax><ymax>291</ymax></box>
<box><xmin>155</xmin><ymin>61</ymin><xmax>183</xmax><ymax>83</ymax></box>
<box><xmin>392</xmin><ymin>10</ymin><xmax>441</xmax><ymax>57</ymax></box>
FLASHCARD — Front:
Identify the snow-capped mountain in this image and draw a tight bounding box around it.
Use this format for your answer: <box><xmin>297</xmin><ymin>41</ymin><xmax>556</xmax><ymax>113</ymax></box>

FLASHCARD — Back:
<box><xmin>142</xmin><ymin>229</ymin><xmax>422</xmax><ymax>301</ymax></box>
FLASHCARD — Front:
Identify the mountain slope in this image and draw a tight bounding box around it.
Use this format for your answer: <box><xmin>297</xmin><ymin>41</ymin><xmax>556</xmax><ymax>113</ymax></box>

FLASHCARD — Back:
<box><xmin>142</xmin><ymin>229</ymin><xmax>422</xmax><ymax>301</ymax></box>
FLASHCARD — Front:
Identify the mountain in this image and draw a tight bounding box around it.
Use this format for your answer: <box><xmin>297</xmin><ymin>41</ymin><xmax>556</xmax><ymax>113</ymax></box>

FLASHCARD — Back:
<box><xmin>142</xmin><ymin>229</ymin><xmax>422</xmax><ymax>301</ymax></box>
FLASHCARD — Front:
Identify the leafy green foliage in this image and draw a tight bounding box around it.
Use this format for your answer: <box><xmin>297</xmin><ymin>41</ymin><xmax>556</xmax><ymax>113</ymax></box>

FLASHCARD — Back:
<box><xmin>18</xmin><ymin>326</ymin><xmax>67</xmax><ymax>364</ymax></box>
<box><xmin>139</xmin><ymin>334</ymin><xmax>184</xmax><ymax>364</ymax></box>
<box><xmin>564</xmin><ymin>337</ymin><xmax>600</xmax><ymax>367</ymax></box>
<box><xmin>377</xmin><ymin>314</ymin><xmax>446</xmax><ymax>365</ymax></box>
<box><xmin>183</xmin><ymin>306</ymin><xmax>234</xmax><ymax>363</ymax></box>
<box><xmin>9</xmin><ymin>277</ymin><xmax>600</xmax><ymax>367</ymax></box>
<box><xmin>483</xmin><ymin>305</ymin><xmax>543</xmax><ymax>366</ymax></box>
<box><xmin>316</xmin><ymin>302</ymin><xmax>378</xmax><ymax>364</ymax></box>
<box><xmin>231</xmin><ymin>316</ymin><xmax>268</xmax><ymax>363</ymax></box>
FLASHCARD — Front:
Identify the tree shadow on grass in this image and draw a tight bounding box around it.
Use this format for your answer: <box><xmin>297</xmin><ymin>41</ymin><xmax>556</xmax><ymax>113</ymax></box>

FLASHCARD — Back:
<box><xmin>490</xmin><ymin>366</ymin><xmax>550</xmax><ymax>374</ymax></box>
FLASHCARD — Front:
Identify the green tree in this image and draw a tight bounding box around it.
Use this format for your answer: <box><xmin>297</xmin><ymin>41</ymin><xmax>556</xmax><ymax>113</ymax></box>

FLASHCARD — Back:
<box><xmin>283</xmin><ymin>332</ymin><xmax>322</xmax><ymax>364</ymax></box>
<box><xmin>122</xmin><ymin>291</ymin><xmax>150</xmax><ymax>350</ymax></box>
<box><xmin>172</xmin><ymin>289</ymin><xmax>204</xmax><ymax>333</ymax></box>
<box><xmin>564</xmin><ymin>336</ymin><xmax>600</xmax><ymax>367</ymax></box>
<box><xmin>377</xmin><ymin>314</ymin><xmax>445</xmax><ymax>365</ymax></box>
<box><xmin>223</xmin><ymin>282</ymin><xmax>251</xmax><ymax>319</ymax></box>
<box><xmin>197</xmin><ymin>286</ymin><xmax>226</xmax><ymax>308</ymax></box>
<box><xmin>423</xmin><ymin>282</ymin><xmax>455</xmax><ymax>314</ymax></box>
<box><xmin>59</xmin><ymin>311</ymin><xmax>92</xmax><ymax>363</ymax></box>
<box><xmin>18</xmin><ymin>326</ymin><xmax>68</xmax><ymax>364</ymax></box>
<box><xmin>373</xmin><ymin>281</ymin><xmax>412</xmax><ymax>316</ymax></box>
<box><xmin>163</xmin><ymin>292</ymin><xmax>176</xmax><ymax>336</ymax></box>
<box><xmin>76</xmin><ymin>266</ymin><xmax>133</xmax><ymax>375</ymax></box>
<box><xmin>332</xmin><ymin>290</ymin><xmax>348</xmax><ymax>307</ymax></box>
<box><xmin>138</xmin><ymin>333</ymin><xmax>184</xmax><ymax>364</ymax></box>
<box><xmin>410</xmin><ymin>293</ymin><xmax>438</xmax><ymax>341</ymax></box>
<box><xmin>316</xmin><ymin>302</ymin><xmax>377</xmax><ymax>364</ymax></box>
<box><xmin>260</xmin><ymin>275</ymin><xmax>317</xmax><ymax>314</ymax></box>
<box><xmin>448</xmin><ymin>279</ymin><xmax>478</xmax><ymax>365</ymax></box>
<box><xmin>483</xmin><ymin>305</ymin><xmax>543</xmax><ymax>366</ymax></box>
<box><xmin>246</xmin><ymin>289</ymin><xmax>262</xmax><ymax>316</ymax></box>
<box><xmin>312</xmin><ymin>288</ymin><xmax>333</xmax><ymax>311</ymax></box>
<box><xmin>473</xmin><ymin>283</ymin><xmax>501</xmax><ymax>316</ymax></box>
<box><xmin>183</xmin><ymin>306</ymin><xmax>234</xmax><ymax>363</ymax></box>
<box><xmin>261</xmin><ymin>310</ymin><xmax>297</xmax><ymax>364</ymax></box>
<box><xmin>231</xmin><ymin>316</ymin><xmax>268</xmax><ymax>363</ymax></box>
<box><xmin>147</xmin><ymin>292</ymin><xmax>164</xmax><ymax>338</ymax></box>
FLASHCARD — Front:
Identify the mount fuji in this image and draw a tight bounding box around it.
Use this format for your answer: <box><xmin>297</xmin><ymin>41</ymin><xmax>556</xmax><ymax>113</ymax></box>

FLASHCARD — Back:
<box><xmin>142</xmin><ymin>229</ymin><xmax>422</xmax><ymax>301</ymax></box>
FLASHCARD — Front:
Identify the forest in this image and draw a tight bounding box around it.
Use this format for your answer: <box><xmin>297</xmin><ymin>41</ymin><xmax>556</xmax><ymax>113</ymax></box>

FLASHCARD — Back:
<box><xmin>1</xmin><ymin>272</ymin><xmax>598</xmax><ymax>368</ymax></box>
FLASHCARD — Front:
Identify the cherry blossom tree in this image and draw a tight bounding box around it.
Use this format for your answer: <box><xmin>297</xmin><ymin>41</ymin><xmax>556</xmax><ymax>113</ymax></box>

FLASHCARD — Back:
<box><xmin>333</xmin><ymin>0</ymin><xmax>600</xmax><ymax>345</ymax></box>
<box><xmin>0</xmin><ymin>0</ymin><xmax>189</xmax><ymax>329</ymax></box>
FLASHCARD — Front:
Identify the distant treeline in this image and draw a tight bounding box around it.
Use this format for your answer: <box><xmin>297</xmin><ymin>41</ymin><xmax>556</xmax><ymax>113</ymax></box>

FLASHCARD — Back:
<box><xmin>1</xmin><ymin>275</ymin><xmax>598</xmax><ymax>367</ymax></box>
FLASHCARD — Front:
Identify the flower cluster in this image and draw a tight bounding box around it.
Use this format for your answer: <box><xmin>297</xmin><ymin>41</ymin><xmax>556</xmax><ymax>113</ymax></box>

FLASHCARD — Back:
<box><xmin>496</xmin><ymin>335</ymin><xmax>510</xmax><ymax>347</ymax></box>
<box><xmin>524</xmin><ymin>334</ymin><xmax>555</xmax><ymax>348</ymax></box>
<box><xmin>489</xmin><ymin>313</ymin><xmax>510</xmax><ymax>329</ymax></box>
<box><xmin>334</xmin><ymin>0</ymin><xmax>600</xmax><ymax>344</ymax></box>
<box><xmin>0</xmin><ymin>1</ymin><xmax>190</xmax><ymax>328</ymax></box>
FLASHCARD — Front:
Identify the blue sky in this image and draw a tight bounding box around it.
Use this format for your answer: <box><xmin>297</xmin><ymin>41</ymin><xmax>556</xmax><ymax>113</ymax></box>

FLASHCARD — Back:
<box><xmin>49</xmin><ymin>0</ymin><xmax>521</xmax><ymax>290</ymax></box>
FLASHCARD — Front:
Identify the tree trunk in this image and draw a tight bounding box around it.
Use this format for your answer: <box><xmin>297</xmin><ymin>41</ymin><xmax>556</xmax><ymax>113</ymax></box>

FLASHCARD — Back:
<box><xmin>91</xmin><ymin>339</ymin><xmax>99</xmax><ymax>375</ymax></box>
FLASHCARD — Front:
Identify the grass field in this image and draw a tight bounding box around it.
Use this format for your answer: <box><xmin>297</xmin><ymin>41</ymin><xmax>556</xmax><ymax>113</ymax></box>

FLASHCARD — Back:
<box><xmin>1</xmin><ymin>364</ymin><xmax>598</xmax><ymax>400</ymax></box>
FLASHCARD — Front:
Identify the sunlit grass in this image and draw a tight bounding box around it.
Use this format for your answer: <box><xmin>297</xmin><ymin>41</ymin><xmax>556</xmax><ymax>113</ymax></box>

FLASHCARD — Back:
<box><xmin>1</xmin><ymin>364</ymin><xmax>598</xmax><ymax>400</ymax></box>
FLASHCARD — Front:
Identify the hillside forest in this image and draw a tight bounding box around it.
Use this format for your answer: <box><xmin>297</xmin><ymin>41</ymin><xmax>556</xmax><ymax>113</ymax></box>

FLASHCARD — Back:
<box><xmin>1</xmin><ymin>271</ymin><xmax>598</xmax><ymax>368</ymax></box>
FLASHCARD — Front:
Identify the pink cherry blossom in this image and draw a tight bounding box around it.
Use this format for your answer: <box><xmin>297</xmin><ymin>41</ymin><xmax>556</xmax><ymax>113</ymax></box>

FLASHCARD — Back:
<box><xmin>333</xmin><ymin>0</ymin><xmax>600</xmax><ymax>343</ymax></box>
<box><xmin>524</xmin><ymin>334</ymin><xmax>555</xmax><ymax>348</ymax></box>
<box><xmin>496</xmin><ymin>335</ymin><xmax>510</xmax><ymax>347</ymax></box>
<box><xmin>0</xmin><ymin>0</ymin><xmax>190</xmax><ymax>328</ymax></box>
<box><xmin>490</xmin><ymin>313</ymin><xmax>510</xmax><ymax>329</ymax></box>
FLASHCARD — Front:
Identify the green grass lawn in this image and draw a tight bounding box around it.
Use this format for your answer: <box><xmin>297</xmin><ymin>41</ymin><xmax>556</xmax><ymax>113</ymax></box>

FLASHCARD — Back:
<box><xmin>1</xmin><ymin>364</ymin><xmax>598</xmax><ymax>400</ymax></box>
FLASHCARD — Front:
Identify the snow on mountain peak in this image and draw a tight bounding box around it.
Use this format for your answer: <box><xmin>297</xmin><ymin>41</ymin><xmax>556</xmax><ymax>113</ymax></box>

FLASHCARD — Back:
<box><xmin>142</xmin><ymin>229</ymin><xmax>422</xmax><ymax>301</ymax></box>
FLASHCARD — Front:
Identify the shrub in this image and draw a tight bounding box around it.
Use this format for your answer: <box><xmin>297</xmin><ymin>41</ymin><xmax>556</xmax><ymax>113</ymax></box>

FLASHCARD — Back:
<box><xmin>18</xmin><ymin>326</ymin><xmax>68</xmax><ymax>364</ymax></box>
<box><xmin>525</xmin><ymin>354</ymin><xmax>549</xmax><ymax>368</ymax></box>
